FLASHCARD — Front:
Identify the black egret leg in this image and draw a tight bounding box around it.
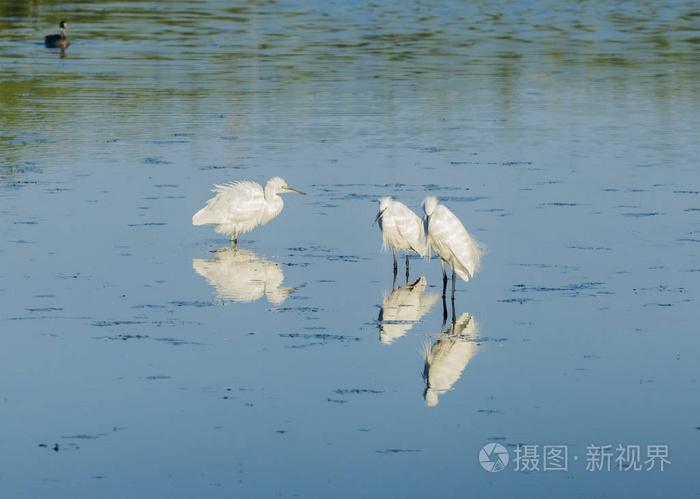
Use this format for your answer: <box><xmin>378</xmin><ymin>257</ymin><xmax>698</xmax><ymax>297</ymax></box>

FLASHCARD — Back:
<box><xmin>451</xmin><ymin>266</ymin><xmax>457</xmax><ymax>300</ymax></box>
<box><xmin>405</xmin><ymin>254</ymin><xmax>410</xmax><ymax>283</ymax></box>
<box><xmin>451</xmin><ymin>266</ymin><xmax>457</xmax><ymax>324</ymax></box>
<box><xmin>440</xmin><ymin>260</ymin><xmax>448</xmax><ymax>298</ymax></box>
<box><xmin>392</xmin><ymin>249</ymin><xmax>398</xmax><ymax>277</ymax></box>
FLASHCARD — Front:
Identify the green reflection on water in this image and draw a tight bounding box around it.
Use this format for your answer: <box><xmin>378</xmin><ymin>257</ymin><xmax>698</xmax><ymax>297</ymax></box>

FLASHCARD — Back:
<box><xmin>1</xmin><ymin>0</ymin><xmax>697</xmax><ymax>163</ymax></box>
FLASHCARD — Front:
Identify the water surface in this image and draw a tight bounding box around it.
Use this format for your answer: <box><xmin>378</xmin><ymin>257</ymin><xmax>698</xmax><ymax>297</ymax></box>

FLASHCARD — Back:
<box><xmin>1</xmin><ymin>1</ymin><xmax>699</xmax><ymax>497</ymax></box>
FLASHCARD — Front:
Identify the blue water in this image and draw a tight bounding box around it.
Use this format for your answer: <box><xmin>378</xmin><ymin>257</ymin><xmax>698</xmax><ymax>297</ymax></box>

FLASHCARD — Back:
<box><xmin>1</xmin><ymin>1</ymin><xmax>698</xmax><ymax>497</ymax></box>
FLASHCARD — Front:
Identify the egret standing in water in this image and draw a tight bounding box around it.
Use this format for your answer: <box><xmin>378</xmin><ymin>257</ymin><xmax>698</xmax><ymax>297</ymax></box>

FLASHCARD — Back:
<box><xmin>423</xmin><ymin>196</ymin><xmax>484</xmax><ymax>301</ymax></box>
<box><xmin>373</xmin><ymin>197</ymin><xmax>427</xmax><ymax>280</ymax></box>
<box><xmin>193</xmin><ymin>177</ymin><xmax>305</xmax><ymax>247</ymax></box>
<box><xmin>45</xmin><ymin>20</ymin><xmax>70</xmax><ymax>48</ymax></box>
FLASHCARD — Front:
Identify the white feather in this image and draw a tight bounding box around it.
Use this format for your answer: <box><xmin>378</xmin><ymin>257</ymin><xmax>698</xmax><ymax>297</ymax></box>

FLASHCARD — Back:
<box><xmin>193</xmin><ymin>176</ymin><xmax>304</xmax><ymax>244</ymax></box>
<box><xmin>423</xmin><ymin>196</ymin><xmax>484</xmax><ymax>282</ymax></box>
<box><xmin>375</xmin><ymin>196</ymin><xmax>427</xmax><ymax>257</ymax></box>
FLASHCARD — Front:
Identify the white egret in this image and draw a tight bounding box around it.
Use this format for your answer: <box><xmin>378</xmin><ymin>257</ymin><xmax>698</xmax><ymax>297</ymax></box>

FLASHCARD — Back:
<box><xmin>193</xmin><ymin>177</ymin><xmax>305</xmax><ymax>247</ymax></box>
<box><xmin>373</xmin><ymin>197</ymin><xmax>427</xmax><ymax>279</ymax></box>
<box><xmin>45</xmin><ymin>20</ymin><xmax>70</xmax><ymax>48</ymax></box>
<box><xmin>423</xmin><ymin>196</ymin><xmax>484</xmax><ymax>300</ymax></box>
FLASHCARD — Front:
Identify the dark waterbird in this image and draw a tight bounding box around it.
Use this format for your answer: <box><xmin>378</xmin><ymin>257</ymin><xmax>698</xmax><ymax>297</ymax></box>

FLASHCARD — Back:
<box><xmin>44</xmin><ymin>20</ymin><xmax>70</xmax><ymax>49</ymax></box>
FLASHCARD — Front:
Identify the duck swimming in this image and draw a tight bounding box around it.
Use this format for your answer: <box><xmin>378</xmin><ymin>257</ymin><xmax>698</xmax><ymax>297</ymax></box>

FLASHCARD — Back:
<box><xmin>44</xmin><ymin>20</ymin><xmax>70</xmax><ymax>48</ymax></box>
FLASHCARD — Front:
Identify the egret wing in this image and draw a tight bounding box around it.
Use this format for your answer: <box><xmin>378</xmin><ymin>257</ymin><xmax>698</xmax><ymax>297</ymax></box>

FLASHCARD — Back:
<box><xmin>211</xmin><ymin>181</ymin><xmax>265</xmax><ymax>226</ymax></box>
<box><xmin>193</xmin><ymin>181</ymin><xmax>266</xmax><ymax>235</ymax></box>
<box><xmin>428</xmin><ymin>206</ymin><xmax>479</xmax><ymax>280</ymax></box>
<box><xmin>393</xmin><ymin>203</ymin><xmax>426</xmax><ymax>256</ymax></box>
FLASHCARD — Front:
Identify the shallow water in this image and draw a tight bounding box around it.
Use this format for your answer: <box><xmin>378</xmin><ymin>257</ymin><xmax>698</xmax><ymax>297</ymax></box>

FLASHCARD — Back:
<box><xmin>1</xmin><ymin>1</ymin><xmax>699</xmax><ymax>497</ymax></box>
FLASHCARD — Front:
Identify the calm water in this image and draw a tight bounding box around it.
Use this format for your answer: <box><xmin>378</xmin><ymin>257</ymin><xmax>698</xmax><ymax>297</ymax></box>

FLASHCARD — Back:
<box><xmin>1</xmin><ymin>1</ymin><xmax>699</xmax><ymax>497</ymax></box>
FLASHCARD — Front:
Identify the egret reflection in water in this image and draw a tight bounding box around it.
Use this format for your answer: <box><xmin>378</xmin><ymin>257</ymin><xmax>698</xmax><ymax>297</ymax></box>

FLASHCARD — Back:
<box><xmin>422</xmin><ymin>312</ymin><xmax>480</xmax><ymax>406</ymax></box>
<box><xmin>192</xmin><ymin>247</ymin><xmax>298</xmax><ymax>304</ymax></box>
<box><xmin>377</xmin><ymin>276</ymin><xmax>441</xmax><ymax>345</ymax></box>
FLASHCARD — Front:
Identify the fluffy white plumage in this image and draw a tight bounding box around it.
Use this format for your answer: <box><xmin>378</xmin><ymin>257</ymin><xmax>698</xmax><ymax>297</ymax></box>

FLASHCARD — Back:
<box><xmin>193</xmin><ymin>177</ymin><xmax>305</xmax><ymax>245</ymax></box>
<box><xmin>374</xmin><ymin>197</ymin><xmax>427</xmax><ymax>275</ymax></box>
<box><xmin>423</xmin><ymin>196</ymin><xmax>484</xmax><ymax>284</ymax></box>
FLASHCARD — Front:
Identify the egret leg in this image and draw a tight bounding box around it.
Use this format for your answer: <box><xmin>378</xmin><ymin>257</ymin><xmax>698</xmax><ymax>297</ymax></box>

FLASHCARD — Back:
<box><xmin>451</xmin><ymin>266</ymin><xmax>457</xmax><ymax>324</ymax></box>
<box><xmin>451</xmin><ymin>266</ymin><xmax>456</xmax><ymax>301</ymax></box>
<box><xmin>392</xmin><ymin>248</ymin><xmax>398</xmax><ymax>276</ymax></box>
<box><xmin>405</xmin><ymin>254</ymin><xmax>410</xmax><ymax>283</ymax></box>
<box><xmin>440</xmin><ymin>260</ymin><xmax>448</xmax><ymax>298</ymax></box>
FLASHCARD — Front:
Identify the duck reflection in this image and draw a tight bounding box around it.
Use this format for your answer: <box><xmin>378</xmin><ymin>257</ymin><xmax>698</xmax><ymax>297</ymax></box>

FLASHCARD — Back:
<box><xmin>193</xmin><ymin>247</ymin><xmax>297</xmax><ymax>304</ymax></box>
<box><xmin>422</xmin><ymin>311</ymin><xmax>480</xmax><ymax>406</ymax></box>
<box><xmin>377</xmin><ymin>276</ymin><xmax>440</xmax><ymax>345</ymax></box>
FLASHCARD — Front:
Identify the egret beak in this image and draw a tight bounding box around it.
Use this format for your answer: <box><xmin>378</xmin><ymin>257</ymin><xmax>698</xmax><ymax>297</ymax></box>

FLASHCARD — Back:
<box><xmin>284</xmin><ymin>186</ymin><xmax>306</xmax><ymax>195</ymax></box>
<box><xmin>372</xmin><ymin>209</ymin><xmax>385</xmax><ymax>227</ymax></box>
